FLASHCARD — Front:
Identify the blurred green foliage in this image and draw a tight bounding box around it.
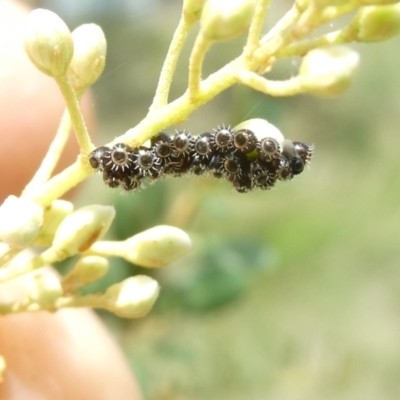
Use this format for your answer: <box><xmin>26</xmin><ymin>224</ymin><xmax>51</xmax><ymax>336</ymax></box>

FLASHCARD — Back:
<box><xmin>44</xmin><ymin>1</ymin><xmax>400</xmax><ymax>399</ymax></box>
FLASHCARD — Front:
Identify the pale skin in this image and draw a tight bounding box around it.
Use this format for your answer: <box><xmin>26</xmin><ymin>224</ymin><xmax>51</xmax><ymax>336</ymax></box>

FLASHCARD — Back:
<box><xmin>0</xmin><ymin>1</ymin><xmax>142</xmax><ymax>398</ymax></box>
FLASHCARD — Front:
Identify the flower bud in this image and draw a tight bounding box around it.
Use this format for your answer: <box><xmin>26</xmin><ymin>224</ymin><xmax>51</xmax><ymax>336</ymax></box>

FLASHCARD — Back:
<box><xmin>299</xmin><ymin>45</ymin><xmax>359</xmax><ymax>97</ymax></box>
<box><xmin>351</xmin><ymin>4</ymin><xmax>400</xmax><ymax>42</ymax></box>
<box><xmin>0</xmin><ymin>196</ymin><xmax>43</xmax><ymax>249</ymax></box>
<box><xmin>62</xmin><ymin>256</ymin><xmax>109</xmax><ymax>293</ymax></box>
<box><xmin>120</xmin><ymin>226</ymin><xmax>192</xmax><ymax>268</ymax></box>
<box><xmin>26</xmin><ymin>272</ymin><xmax>63</xmax><ymax>308</ymax></box>
<box><xmin>24</xmin><ymin>9</ymin><xmax>73</xmax><ymax>77</ymax></box>
<box><xmin>200</xmin><ymin>0</ymin><xmax>257</xmax><ymax>41</ymax></box>
<box><xmin>52</xmin><ymin>205</ymin><xmax>115</xmax><ymax>259</ymax></box>
<box><xmin>184</xmin><ymin>0</ymin><xmax>207</xmax><ymax>20</ymax></box>
<box><xmin>35</xmin><ymin>200</ymin><xmax>74</xmax><ymax>247</ymax></box>
<box><xmin>67</xmin><ymin>24</ymin><xmax>107</xmax><ymax>92</ymax></box>
<box><xmin>105</xmin><ymin>275</ymin><xmax>159</xmax><ymax>318</ymax></box>
<box><xmin>234</xmin><ymin>118</ymin><xmax>285</xmax><ymax>145</ymax></box>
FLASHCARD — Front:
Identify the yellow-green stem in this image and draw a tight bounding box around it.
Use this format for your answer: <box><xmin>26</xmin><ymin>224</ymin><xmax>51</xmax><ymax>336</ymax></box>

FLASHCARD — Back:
<box><xmin>150</xmin><ymin>12</ymin><xmax>195</xmax><ymax>110</ymax></box>
<box><xmin>244</xmin><ymin>0</ymin><xmax>271</xmax><ymax>59</ymax></box>
<box><xmin>236</xmin><ymin>70</ymin><xmax>303</xmax><ymax>96</ymax></box>
<box><xmin>260</xmin><ymin>2</ymin><xmax>302</xmax><ymax>45</ymax></box>
<box><xmin>275</xmin><ymin>27</ymin><xmax>355</xmax><ymax>58</ymax></box>
<box><xmin>188</xmin><ymin>31</ymin><xmax>212</xmax><ymax>100</ymax></box>
<box><xmin>22</xmin><ymin>109</ymin><xmax>73</xmax><ymax>197</ymax></box>
<box><xmin>55</xmin><ymin>293</ymin><xmax>108</xmax><ymax>309</ymax></box>
<box><xmin>84</xmin><ymin>240</ymin><xmax>125</xmax><ymax>257</ymax></box>
<box><xmin>54</xmin><ymin>75</ymin><xmax>93</xmax><ymax>154</ymax></box>
<box><xmin>27</xmin><ymin>156</ymin><xmax>91</xmax><ymax>207</ymax></box>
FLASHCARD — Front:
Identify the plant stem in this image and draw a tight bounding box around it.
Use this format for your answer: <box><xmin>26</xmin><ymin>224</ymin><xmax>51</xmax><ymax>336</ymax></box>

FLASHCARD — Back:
<box><xmin>244</xmin><ymin>0</ymin><xmax>271</xmax><ymax>59</ymax></box>
<box><xmin>188</xmin><ymin>31</ymin><xmax>212</xmax><ymax>100</ymax></box>
<box><xmin>84</xmin><ymin>240</ymin><xmax>125</xmax><ymax>257</ymax></box>
<box><xmin>27</xmin><ymin>156</ymin><xmax>91</xmax><ymax>207</ymax></box>
<box><xmin>150</xmin><ymin>12</ymin><xmax>195</xmax><ymax>110</ymax></box>
<box><xmin>54</xmin><ymin>75</ymin><xmax>93</xmax><ymax>154</ymax></box>
<box><xmin>236</xmin><ymin>70</ymin><xmax>303</xmax><ymax>96</ymax></box>
<box><xmin>55</xmin><ymin>293</ymin><xmax>107</xmax><ymax>309</ymax></box>
<box><xmin>275</xmin><ymin>27</ymin><xmax>355</xmax><ymax>58</ymax></box>
<box><xmin>259</xmin><ymin>2</ymin><xmax>302</xmax><ymax>46</ymax></box>
<box><xmin>22</xmin><ymin>109</ymin><xmax>73</xmax><ymax>197</ymax></box>
<box><xmin>254</xmin><ymin>9</ymin><xmax>305</xmax><ymax>67</ymax></box>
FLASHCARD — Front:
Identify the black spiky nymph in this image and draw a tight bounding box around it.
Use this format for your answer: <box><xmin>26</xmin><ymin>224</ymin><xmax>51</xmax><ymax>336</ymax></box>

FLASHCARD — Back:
<box><xmin>88</xmin><ymin>123</ymin><xmax>313</xmax><ymax>192</ymax></box>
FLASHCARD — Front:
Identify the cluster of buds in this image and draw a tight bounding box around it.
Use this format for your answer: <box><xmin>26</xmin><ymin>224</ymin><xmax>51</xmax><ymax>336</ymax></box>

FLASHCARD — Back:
<box><xmin>0</xmin><ymin>198</ymin><xmax>192</xmax><ymax>318</ymax></box>
<box><xmin>24</xmin><ymin>9</ymin><xmax>106</xmax><ymax>92</ymax></box>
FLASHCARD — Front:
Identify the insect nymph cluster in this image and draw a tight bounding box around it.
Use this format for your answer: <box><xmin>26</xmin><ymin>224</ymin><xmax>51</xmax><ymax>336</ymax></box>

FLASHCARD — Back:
<box><xmin>89</xmin><ymin>119</ymin><xmax>313</xmax><ymax>193</ymax></box>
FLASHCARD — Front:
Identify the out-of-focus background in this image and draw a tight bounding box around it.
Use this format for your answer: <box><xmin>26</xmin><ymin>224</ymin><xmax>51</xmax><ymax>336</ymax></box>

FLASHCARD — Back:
<box><xmin>26</xmin><ymin>0</ymin><xmax>400</xmax><ymax>398</ymax></box>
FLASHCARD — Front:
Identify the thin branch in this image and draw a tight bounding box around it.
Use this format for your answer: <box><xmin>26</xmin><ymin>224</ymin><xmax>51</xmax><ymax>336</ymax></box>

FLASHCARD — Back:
<box><xmin>55</xmin><ymin>293</ymin><xmax>107</xmax><ymax>309</ymax></box>
<box><xmin>54</xmin><ymin>75</ymin><xmax>93</xmax><ymax>154</ymax></box>
<box><xmin>27</xmin><ymin>156</ymin><xmax>91</xmax><ymax>207</ymax></box>
<box><xmin>150</xmin><ymin>12</ymin><xmax>196</xmax><ymax>110</ymax></box>
<box><xmin>259</xmin><ymin>2</ymin><xmax>303</xmax><ymax>46</ymax></box>
<box><xmin>22</xmin><ymin>109</ymin><xmax>73</xmax><ymax>196</ymax></box>
<box><xmin>275</xmin><ymin>27</ymin><xmax>355</xmax><ymax>58</ymax></box>
<box><xmin>244</xmin><ymin>0</ymin><xmax>271</xmax><ymax>59</ymax></box>
<box><xmin>188</xmin><ymin>31</ymin><xmax>213</xmax><ymax>100</ymax></box>
<box><xmin>236</xmin><ymin>70</ymin><xmax>303</xmax><ymax>96</ymax></box>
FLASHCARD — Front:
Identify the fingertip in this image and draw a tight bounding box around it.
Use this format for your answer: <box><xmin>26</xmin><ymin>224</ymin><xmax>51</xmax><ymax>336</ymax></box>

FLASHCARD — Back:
<box><xmin>0</xmin><ymin>309</ymin><xmax>142</xmax><ymax>400</ymax></box>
